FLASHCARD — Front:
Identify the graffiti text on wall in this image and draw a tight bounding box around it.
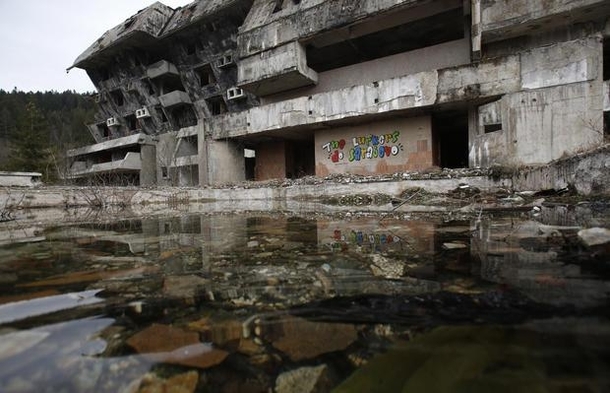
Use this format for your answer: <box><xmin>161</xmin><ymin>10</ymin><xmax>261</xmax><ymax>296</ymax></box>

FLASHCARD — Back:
<box><xmin>321</xmin><ymin>131</ymin><xmax>403</xmax><ymax>163</ymax></box>
<box><xmin>329</xmin><ymin>230</ymin><xmax>402</xmax><ymax>253</ymax></box>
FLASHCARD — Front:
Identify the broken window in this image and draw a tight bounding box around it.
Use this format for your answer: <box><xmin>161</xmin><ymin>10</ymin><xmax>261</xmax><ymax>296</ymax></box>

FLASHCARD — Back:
<box><xmin>125</xmin><ymin>114</ymin><xmax>138</xmax><ymax>132</ymax></box>
<box><xmin>170</xmin><ymin>105</ymin><xmax>198</xmax><ymax>129</ymax></box>
<box><xmin>195</xmin><ymin>64</ymin><xmax>216</xmax><ymax>87</ymax></box>
<box><xmin>206</xmin><ymin>96</ymin><xmax>227</xmax><ymax>116</ymax></box>
<box><xmin>478</xmin><ymin>100</ymin><xmax>502</xmax><ymax>134</ymax></box>
<box><xmin>161</xmin><ymin>167</ymin><xmax>169</xmax><ymax>179</ymax></box>
<box><xmin>110</xmin><ymin>89</ymin><xmax>125</xmax><ymax>107</ymax></box>
<box><xmin>98</xmin><ymin>122</ymin><xmax>111</xmax><ymax>140</ymax></box>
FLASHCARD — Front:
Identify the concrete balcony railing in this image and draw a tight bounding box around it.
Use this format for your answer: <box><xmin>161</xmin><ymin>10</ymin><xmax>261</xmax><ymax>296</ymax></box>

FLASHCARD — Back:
<box><xmin>70</xmin><ymin>152</ymin><xmax>142</xmax><ymax>177</ymax></box>
<box><xmin>238</xmin><ymin>41</ymin><xmax>318</xmax><ymax>96</ymax></box>
<box><xmin>147</xmin><ymin>60</ymin><xmax>180</xmax><ymax>80</ymax></box>
<box><xmin>174</xmin><ymin>155</ymin><xmax>198</xmax><ymax>168</ymax></box>
<box><xmin>477</xmin><ymin>0</ymin><xmax>610</xmax><ymax>43</ymax></box>
<box><xmin>159</xmin><ymin>90</ymin><xmax>192</xmax><ymax>108</ymax></box>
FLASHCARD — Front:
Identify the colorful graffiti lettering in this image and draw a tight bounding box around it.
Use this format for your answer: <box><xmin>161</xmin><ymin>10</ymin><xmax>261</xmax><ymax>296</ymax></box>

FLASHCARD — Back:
<box><xmin>322</xmin><ymin>131</ymin><xmax>403</xmax><ymax>163</ymax></box>
<box><xmin>330</xmin><ymin>229</ymin><xmax>402</xmax><ymax>252</ymax></box>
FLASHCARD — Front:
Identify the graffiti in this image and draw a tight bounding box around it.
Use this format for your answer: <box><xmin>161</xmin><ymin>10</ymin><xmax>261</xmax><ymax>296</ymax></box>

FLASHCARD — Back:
<box><xmin>322</xmin><ymin>131</ymin><xmax>403</xmax><ymax>163</ymax></box>
<box><xmin>328</xmin><ymin>229</ymin><xmax>402</xmax><ymax>252</ymax></box>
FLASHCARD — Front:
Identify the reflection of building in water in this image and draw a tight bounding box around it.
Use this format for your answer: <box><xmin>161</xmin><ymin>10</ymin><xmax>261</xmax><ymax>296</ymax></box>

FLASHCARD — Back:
<box><xmin>472</xmin><ymin>218</ymin><xmax>610</xmax><ymax>308</ymax></box>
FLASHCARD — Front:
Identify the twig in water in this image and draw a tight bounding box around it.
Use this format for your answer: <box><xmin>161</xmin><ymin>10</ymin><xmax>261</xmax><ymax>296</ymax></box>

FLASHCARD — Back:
<box><xmin>379</xmin><ymin>188</ymin><xmax>423</xmax><ymax>223</ymax></box>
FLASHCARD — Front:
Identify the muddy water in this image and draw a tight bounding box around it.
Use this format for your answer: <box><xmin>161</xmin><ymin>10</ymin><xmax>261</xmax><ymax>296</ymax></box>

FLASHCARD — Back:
<box><xmin>0</xmin><ymin>205</ymin><xmax>609</xmax><ymax>392</ymax></box>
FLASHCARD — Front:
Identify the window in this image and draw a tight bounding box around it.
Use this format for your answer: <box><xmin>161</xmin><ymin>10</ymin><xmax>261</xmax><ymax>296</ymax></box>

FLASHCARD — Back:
<box><xmin>484</xmin><ymin>124</ymin><xmax>502</xmax><ymax>134</ymax></box>
<box><xmin>206</xmin><ymin>96</ymin><xmax>227</xmax><ymax>116</ymax></box>
<box><xmin>195</xmin><ymin>64</ymin><xmax>215</xmax><ymax>86</ymax></box>
<box><xmin>125</xmin><ymin>114</ymin><xmax>138</xmax><ymax>132</ymax></box>
<box><xmin>110</xmin><ymin>89</ymin><xmax>125</xmax><ymax>106</ymax></box>
<box><xmin>155</xmin><ymin>107</ymin><xmax>168</xmax><ymax>123</ymax></box>
<box><xmin>161</xmin><ymin>167</ymin><xmax>169</xmax><ymax>179</ymax></box>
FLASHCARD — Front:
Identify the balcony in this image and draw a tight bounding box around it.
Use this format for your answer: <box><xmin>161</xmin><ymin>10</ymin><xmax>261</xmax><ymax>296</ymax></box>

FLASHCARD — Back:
<box><xmin>147</xmin><ymin>60</ymin><xmax>180</xmax><ymax>80</ymax></box>
<box><xmin>238</xmin><ymin>42</ymin><xmax>317</xmax><ymax>96</ymax></box>
<box><xmin>159</xmin><ymin>90</ymin><xmax>192</xmax><ymax>108</ymax></box>
<box><xmin>70</xmin><ymin>152</ymin><xmax>142</xmax><ymax>177</ymax></box>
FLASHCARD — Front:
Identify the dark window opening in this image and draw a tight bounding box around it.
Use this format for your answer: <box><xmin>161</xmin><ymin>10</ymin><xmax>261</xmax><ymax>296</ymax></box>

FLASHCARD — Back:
<box><xmin>195</xmin><ymin>64</ymin><xmax>216</xmax><ymax>86</ymax></box>
<box><xmin>603</xmin><ymin>37</ymin><xmax>610</xmax><ymax>81</ymax></box>
<box><xmin>604</xmin><ymin>111</ymin><xmax>609</xmax><ymax>137</ymax></box>
<box><xmin>157</xmin><ymin>75</ymin><xmax>186</xmax><ymax>94</ymax></box>
<box><xmin>288</xmin><ymin>140</ymin><xmax>315</xmax><ymax>178</ymax></box>
<box><xmin>145</xmin><ymin>79</ymin><xmax>156</xmax><ymax>95</ymax></box>
<box><xmin>98</xmin><ymin>123</ymin><xmax>111</xmax><ymax>140</ymax></box>
<box><xmin>206</xmin><ymin>96</ymin><xmax>227</xmax><ymax>116</ymax></box>
<box><xmin>110</xmin><ymin>89</ymin><xmax>125</xmax><ymax>106</ymax></box>
<box><xmin>170</xmin><ymin>105</ymin><xmax>198</xmax><ymax>129</ymax></box>
<box><xmin>156</xmin><ymin>107</ymin><xmax>168</xmax><ymax>123</ymax></box>
<box><xmin>484</xmin><ymin>123</ymin><xmax>502</xmax><ymax>134</ymax></box>
<box><xmin>432</xmin><ymin>110</ymin><xmax>469</xmax><ymax>169</ymax></box>
<box><xmin>293</xmin><ymin>0</ymin><xmax>301</xmax><ymax>4</ymax></box>
<box><xmin>306</xmin><ymin>8</ymin><xmax>464</xmax><ymax>72</ymax></box>
<box><xmin>125</xmin><ymin>114</ymin><xmax>138</xmax><ymax>132</ymax></box>
<box><xmin>161</xmin><ymin>167</ymin><xmax>169</xmax><ymax>179</ymax></box>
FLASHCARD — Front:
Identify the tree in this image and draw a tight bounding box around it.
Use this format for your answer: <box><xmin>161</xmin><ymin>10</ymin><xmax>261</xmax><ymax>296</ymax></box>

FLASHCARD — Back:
<box><xmin>6</xmin><ymin>101</ymin><xmax>52</xmax><ymax>180</ymax></box>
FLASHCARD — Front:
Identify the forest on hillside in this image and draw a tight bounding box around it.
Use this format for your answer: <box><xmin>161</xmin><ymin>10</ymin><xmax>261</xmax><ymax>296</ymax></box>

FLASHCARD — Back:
<box><xmin>0</xmin><ymin>89</ymin><xmax>96</xmax><ymax>182</ymax></box>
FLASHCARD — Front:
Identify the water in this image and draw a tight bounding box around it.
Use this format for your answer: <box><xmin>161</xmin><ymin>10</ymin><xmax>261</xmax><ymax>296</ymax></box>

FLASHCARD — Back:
<box><xmin>0</xmin><ymin>205</ymin><xmax>609</xmax><ymax>392</ymax></box>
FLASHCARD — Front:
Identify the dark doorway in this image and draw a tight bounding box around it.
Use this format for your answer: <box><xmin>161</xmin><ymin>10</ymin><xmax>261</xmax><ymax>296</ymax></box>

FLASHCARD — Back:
<box><xmin>245</xmin><ymin>149</ymin><xmax>256</xmax><ymax>180</ymax></box>
<box><xmin>287</xmin><ymin>140</ymin><xmax>315</xmax><ymax>178</ymax></box>
<box><xmin>432</xmin><ymin>111</ymin><xmax>469</xmax><ymax>168</ymax></box>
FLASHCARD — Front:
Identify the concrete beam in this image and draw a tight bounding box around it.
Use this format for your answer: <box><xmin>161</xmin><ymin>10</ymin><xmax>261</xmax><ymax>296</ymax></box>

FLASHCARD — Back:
<box><xmin>480</xmin><ymin>0</ymin><xmax>610</xmax><ymax>43</ymax></box>
<box><xmin>147</xmin><ymin>60</ymin><xmax>180</xmax><ymax>80</ymax></box>
<box><xmin>159</xmin><ymin>90</ymin><xmax>193</xmax><ymax>108</ymax></box>
<box><xmin>238</xmin><ymin>41</ymin><xmax>318</xmax><ymax>96</ymax></box>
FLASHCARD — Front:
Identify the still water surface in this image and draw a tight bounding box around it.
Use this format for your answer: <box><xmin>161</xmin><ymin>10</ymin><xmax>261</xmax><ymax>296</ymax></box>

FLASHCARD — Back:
<box><xmin>1</xmin><ymin>207</ymin><xmax>609</xmax><ymax>392</ymax></box>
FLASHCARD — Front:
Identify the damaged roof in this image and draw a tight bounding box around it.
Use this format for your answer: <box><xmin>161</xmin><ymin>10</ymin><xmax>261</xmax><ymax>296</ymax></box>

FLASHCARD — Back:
<box><xmin>69</xmin><ymin>0</ymin><xmax>249</xmax><ymax>70</ymax></box>
<box><xmin>69</xmin><ymin>2</ymin><xmax>175</xmax><ymax>70</ymax></box>
<box><xmin>160</xmin><ymin>0</ymin><xmax>247</xmax><ymax>36</ymax></box>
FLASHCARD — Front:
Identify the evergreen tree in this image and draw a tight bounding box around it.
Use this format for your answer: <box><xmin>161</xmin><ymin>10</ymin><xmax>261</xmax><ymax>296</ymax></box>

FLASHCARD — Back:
<box><xmin>6</xmin><ymin>101</ymin><xmax>51</xmax><ymax>179</ymax></box>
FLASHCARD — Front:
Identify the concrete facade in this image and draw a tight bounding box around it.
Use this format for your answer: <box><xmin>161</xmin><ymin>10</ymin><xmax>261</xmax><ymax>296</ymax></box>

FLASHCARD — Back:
<box><xmin>67</xmin><ymin>0</ymin><xmax>610</xmax><ymax>186</ymax></box>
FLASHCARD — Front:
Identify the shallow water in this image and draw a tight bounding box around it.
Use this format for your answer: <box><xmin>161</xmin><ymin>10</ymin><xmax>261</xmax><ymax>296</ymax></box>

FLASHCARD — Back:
<box><xmin>1</xmin><ymin>205</ymin><xmax>609</xmax><ymax>392</ymax></box>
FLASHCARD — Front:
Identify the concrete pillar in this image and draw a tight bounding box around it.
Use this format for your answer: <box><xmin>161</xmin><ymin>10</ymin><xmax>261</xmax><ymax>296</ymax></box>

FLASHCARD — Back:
<box><xmin>140</xmin><ymin>143</ymin><xmax>157</xmax><ymax>186</ymax></box>
<box><xmin>203</xmin><ymin>139</ymin><xmax>245</xmax><ymax>185</ymax></box>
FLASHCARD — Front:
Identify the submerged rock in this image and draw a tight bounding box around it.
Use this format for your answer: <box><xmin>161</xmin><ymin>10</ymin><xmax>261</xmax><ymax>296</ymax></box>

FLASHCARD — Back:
<box><xmin>578</xmin><ymin>227</ymin><xmax>610</xmax><ymax>247</ymax></box>
<box><xmin>267</xmin><ymin>316</ymin><xmax>358</xmax><ymax>361</ymax></box>
<box><xmin>127</xmin><ymin>324</ymin><xmax>228</xmax><ymax>370</ymax></box>
<box><xmin>275</xmin><ymin>365</ymin><xmax>332</xmax><ymax>393</ymax></box>
<box><xmin>135</xmin><ymin>371</ymin><xmax>199</xmax><ymax>393</ymax></box>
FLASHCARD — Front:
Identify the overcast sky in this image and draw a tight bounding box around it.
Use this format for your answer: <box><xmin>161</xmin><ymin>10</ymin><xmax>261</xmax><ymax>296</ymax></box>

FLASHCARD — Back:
<box><xmin>0</xmin><ymin>0</ymin><xmax>193</xmax><ymax>93</ymax></box>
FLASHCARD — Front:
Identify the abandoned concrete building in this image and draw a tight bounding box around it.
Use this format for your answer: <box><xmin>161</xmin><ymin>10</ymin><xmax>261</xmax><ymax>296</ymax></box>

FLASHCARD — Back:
<box><xmin>67</xmin><ymin>0</ymin><xmax>610</xmax><ymax>186</ymax></box>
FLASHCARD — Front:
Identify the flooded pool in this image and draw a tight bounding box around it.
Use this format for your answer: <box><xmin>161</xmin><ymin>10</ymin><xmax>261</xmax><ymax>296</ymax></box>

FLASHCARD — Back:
<box><xmin>1</xmin><ymin>204</ymin><xmax>609</xmax><ymax>392</ymax></box>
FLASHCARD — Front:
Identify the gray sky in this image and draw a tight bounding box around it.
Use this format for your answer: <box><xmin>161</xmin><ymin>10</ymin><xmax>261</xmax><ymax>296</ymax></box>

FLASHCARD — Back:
<box><xmin>0</xmin><ymin>0</ymin><xmax>192</xmax><ymax>93</ymax></box>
